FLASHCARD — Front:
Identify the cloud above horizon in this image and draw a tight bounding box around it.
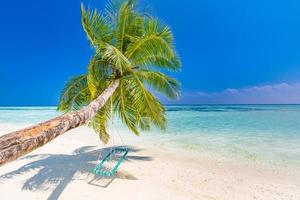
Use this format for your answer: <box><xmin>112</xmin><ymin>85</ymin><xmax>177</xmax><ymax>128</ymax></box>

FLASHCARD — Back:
<box><xmin>164</xmin><ymin>82</ymin><xmax>300</xmax><ymax>104</ymax></box>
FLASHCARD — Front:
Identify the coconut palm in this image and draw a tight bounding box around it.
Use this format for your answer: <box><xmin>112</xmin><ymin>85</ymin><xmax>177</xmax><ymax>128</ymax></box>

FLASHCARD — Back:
<box><xmin>0</xmin><ymin>0</ymin><xmax>180</xmax><ymax>166</ymax></box>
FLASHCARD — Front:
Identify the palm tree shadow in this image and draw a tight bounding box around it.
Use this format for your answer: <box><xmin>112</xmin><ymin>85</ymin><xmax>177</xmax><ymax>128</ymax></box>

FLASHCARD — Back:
<box><xmin>0</xmin><ymin>145</ymin><xmax>152</xmax><ymax>200</ymax></box>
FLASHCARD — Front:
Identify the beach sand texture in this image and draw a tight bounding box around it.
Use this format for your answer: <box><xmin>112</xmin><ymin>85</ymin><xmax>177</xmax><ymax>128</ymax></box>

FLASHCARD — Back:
<box><xmin>0</xmin><ymin>125</ymin><xmax>299</xmax><ymax>200</ymax></box>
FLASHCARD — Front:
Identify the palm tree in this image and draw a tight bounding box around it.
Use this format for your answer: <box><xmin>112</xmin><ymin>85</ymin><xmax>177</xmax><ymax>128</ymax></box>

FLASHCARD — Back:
<box><xmin>0</xmin><ymin>0</ymin><xmax>180</xmax><ymax>166</ymax></box>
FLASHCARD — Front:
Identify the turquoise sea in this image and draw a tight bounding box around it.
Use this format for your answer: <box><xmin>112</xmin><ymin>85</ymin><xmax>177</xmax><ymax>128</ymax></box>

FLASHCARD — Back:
<box><xmin>0</xmin><ymin>105</ymin><xmax>300</xmax><ymax>170</ymax></box>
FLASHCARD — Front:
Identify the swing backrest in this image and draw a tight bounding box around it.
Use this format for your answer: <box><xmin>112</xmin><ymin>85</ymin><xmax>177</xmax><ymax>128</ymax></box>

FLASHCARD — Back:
<box><xmin>93</xmin><ymin>148</ymin><xmax>128</xmax><ymax>177</ymax></box>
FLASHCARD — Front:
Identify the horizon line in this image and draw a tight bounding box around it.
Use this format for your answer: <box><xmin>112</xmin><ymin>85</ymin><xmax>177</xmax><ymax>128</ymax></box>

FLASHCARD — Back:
<box><xmin>1</xmin><ymin>103</ymin><xmax>300</xmax><ymax>107</ymax></box>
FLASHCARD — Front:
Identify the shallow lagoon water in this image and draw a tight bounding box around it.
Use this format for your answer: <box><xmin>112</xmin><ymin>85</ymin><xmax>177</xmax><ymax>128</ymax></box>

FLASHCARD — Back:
<box><xmin>0</xmin><ymin>105</ymin><xmax>299</xmax><ymax>170</ymax></box>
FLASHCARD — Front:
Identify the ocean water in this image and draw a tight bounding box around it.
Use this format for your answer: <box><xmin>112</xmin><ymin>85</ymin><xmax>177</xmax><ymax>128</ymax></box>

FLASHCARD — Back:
<box><xmin>0</xmin><ymin>105</ymin><xmax>300</xmax><ymax>170</ymax></box>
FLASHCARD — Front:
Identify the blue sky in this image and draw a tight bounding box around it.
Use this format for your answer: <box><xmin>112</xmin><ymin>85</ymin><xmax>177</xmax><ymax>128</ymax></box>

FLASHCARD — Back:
<box><xmin>1</xmin><ymin>0</ymin><xmax>300</xmax><ymax>105</ymax></box>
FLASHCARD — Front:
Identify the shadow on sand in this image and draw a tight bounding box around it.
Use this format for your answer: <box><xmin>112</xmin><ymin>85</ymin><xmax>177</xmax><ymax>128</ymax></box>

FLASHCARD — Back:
<box><xmin>0</xmin><ymin>145</ymin><xmax>152</xmax><ymax>200</ymax></box>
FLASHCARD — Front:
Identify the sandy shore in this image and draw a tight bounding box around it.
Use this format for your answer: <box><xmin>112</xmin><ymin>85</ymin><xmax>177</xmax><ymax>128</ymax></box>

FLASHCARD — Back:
<box><xmin>0</xmin><ymin>125</ymin><xmax>299</xmax><ymax>200</ymax></box>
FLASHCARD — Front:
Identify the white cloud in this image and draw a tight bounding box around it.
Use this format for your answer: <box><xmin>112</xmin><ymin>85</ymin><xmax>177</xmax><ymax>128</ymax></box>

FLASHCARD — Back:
<box><xmin>165</xmin><ymin>82</ymin><xmax>300</xmax><ymax>104</ymax></box>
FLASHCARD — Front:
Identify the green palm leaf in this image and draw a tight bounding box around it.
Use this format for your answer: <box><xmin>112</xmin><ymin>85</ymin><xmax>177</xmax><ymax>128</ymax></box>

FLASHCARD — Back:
<box><xmin>59</xmin><ymin>0</ymin><xmax>181</xmax><ymax>143</ymax></box>
<box><xmin>58</xmin><ymin>75</ymin><xmax>90</xmax><ymax>112</ymax></box>
<box><xmin>81</xmin><ymin>4</ymin><xmax>112</xmax><ymax>47</ymax></box>
<box><xmin>135</xmin><ymin>70</ymin><xmax>180</xmax><ymax>99</ymax></box>
<box><xmin>88</xmin><ymin>102</ymin><xmax>112</xmax><ymax>144</ymax></box>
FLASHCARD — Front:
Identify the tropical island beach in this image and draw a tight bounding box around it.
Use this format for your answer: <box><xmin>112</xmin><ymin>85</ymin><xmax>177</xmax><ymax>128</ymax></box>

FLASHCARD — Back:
<box><xmin>1</xmin><ymin>0</ymin><xmax>300</xmax><ymax>199</ymax></box>
<box><xmin>0</xmin><ymin>106</ymin><xmax>299</xmax><ymax>200</ymax></box>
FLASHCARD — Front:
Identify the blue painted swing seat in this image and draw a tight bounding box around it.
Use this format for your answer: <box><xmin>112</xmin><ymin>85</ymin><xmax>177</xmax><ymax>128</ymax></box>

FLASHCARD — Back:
<box><xmin>93</xmin><ymin>148</ymin><xmax>128</xmax><ymax>177</ymax></box>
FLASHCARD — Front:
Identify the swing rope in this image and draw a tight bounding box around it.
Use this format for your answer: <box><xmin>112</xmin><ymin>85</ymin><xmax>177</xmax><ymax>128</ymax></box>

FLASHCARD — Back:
<box><xmin>92</xmin><ymin>98</ymin><xmax>128</xmax><ymax>177</ymax></box>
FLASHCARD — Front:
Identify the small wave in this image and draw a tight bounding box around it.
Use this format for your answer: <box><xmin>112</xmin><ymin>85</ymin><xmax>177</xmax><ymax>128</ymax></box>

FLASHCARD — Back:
<box><xmin>165</xmin><ymin>105</ymin><xmax>300</xmax><ymax>112</ymax></box>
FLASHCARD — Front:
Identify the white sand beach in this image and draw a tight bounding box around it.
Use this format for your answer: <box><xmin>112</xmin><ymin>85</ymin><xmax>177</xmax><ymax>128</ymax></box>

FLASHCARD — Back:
<box><xmin>0</xmin><ymin>124</ymin><xmax>299</xmax><ymax>200</ymax></box>
<box><xmin>2</xmin><ymin>0</ymin><xmax>300</xmax><ymax>199</ymax></box>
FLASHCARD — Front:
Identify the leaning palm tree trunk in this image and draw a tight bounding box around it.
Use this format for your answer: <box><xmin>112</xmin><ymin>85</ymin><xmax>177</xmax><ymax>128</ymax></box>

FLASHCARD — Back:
<box><xmin>0</xmin><ymin>80</ymin><xmax>119</xmax><ymax>166</ymax></box>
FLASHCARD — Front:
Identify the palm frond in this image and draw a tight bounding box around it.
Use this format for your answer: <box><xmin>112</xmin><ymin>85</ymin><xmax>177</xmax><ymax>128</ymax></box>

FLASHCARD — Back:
<box><xmin>105</xmin><ymin>0</ymin><xmax>133</xmax><ymax>23</ymax></box>
<box><xmin>81</xmin><ymin>3</ymin><xmax>112</xmax><ymax>47</ymax></box>
<box><xmin>125</xmin><ymin>18</ymin><xmax>174</xmax><ymax>56</ymax></box>
<box><xmin>132</xmin><ymin>54</ymin><xmax>181</xmax><ymax>71</ymax></box>
<box><xmin>59</xmin><ymin>0</ymin><xmax>181</xmax><ymax>142</ymax></box>
<box><xmin>87</xmin><ymin>55</ymin><xmax>113</xmax><ymax>98</ymax></box>
<box><xmin>114</xmin><ymin>79</ymin><xmax>140</xmax><ymax>135</ymax></box>
<box><xmin>88</xmin><ymin>102</ymin><xmax>112</xmax><ymax>144</ymax></box>
<box><xmin>97</xmin><ymin>42</ymin><xmax>132</xmax><ymax>74</ymax></box>
<box><xmin>58</xmin><ymin>75</ymin><xmax>90</xmax><ymax>112</ymax></box>
<box><xmin>122</xmin><ymin>75</ymin><xmax>166</xmax><ymax>130</ymax></box>
<box><xmin>135</xmin><ymin>70</ymin><xmax>180</xmax><ymax>99</ymax></box>
<box><xmin>124</xmin><ymin>18</ymin><xmax>181</xmax><ymax>72</ymax></box>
